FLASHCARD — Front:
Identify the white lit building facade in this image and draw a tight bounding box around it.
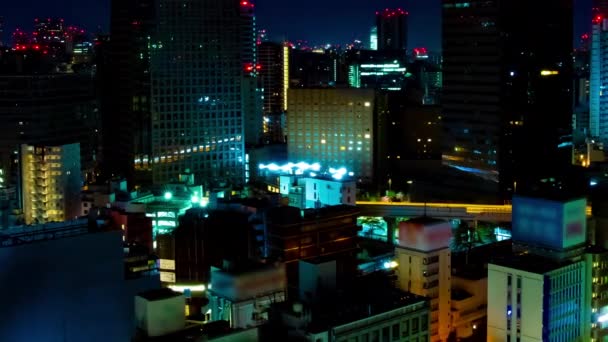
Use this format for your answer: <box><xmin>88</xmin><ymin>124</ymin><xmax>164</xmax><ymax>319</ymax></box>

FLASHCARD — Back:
<box><xmin>278</xmin><ymin>174</ymin><xmax>356</xmax><ymax>209</ymax></box>
<box><xmin>488</xmin><ymin>195</ymin><xmax>593</xmax><ymax>341</ymax></box>
<box><xmin>287</xmin><ymin>88</ymin><xmax>385</xmax><ymax>184</ymax></box>
<box><xmin>488</xmin><ymin>259</ymin><xmax>586</xmax><ymax>342</ymax></box>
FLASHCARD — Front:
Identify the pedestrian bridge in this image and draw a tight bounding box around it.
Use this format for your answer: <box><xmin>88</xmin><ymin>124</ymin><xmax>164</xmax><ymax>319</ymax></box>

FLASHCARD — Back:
<box><xmin>356</xmin><ymin>201</ymin><xmax>593</xmax><ymax>222</ymax></box>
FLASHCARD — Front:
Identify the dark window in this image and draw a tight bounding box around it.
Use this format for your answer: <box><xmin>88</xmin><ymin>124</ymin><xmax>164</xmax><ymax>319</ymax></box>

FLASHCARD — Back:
<box><xmin>392</xmin><ymin>324</ymin><xmax>400</xmax><ymax>340</ymax></box>
<box><xmin>421</xmin><ymin>316</ymin><xmax>428</xmax><ymax>331</ymax></box>
<box><xmin>402</xmin><ymin>320</ymin><xmax>409</xmax><ymax>337</ymax></box>
<box><xmin>382</xmin><ymin>327</ymin><xmax>389</xmax><ymax>342</ymax></box>
<box><xmin>412</xmin><ymin>317</ymin><xmax>419</xmax><ymax>334</ymax></box>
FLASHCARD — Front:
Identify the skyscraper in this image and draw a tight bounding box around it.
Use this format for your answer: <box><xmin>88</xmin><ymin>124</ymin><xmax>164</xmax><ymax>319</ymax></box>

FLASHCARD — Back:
<box><xmin>240</xmin><ymin>0</ymin><xmax>264</xmax><ymax>147</ymax></box>
<box><xmin>442</xmin><ymin>0</ymin><xmax>573</xmax><ymax>199</ymax></box>
<box><xmin>590</xmin><ymin>0</ymin><xmax>608</xmax><ymax>143</ymax></box>
<box><xmin>258</xmin><ymin>42</ymin><xmax>289</xmax><ymax>143</ymax></box>
<box><xmin>105</xmin><ymin>0</ymin><xmax>155</xmax><ymax>185</ymax></box>
<box><xmin>150</xmin><ymin>0</ymin><xmax>249</xmax><ymax>186</ymax></box>
<box><xmin>376</xmin><ymin>8</ymin><xmax>408</xmax><ymax>52</ymax></box>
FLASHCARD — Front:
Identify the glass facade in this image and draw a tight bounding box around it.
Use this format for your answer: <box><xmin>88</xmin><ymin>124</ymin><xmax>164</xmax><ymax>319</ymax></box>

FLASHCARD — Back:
<box><xmin>151</xmin><ymin>0</ymin><xmax>246</xmax><ymax>185</ymax></box>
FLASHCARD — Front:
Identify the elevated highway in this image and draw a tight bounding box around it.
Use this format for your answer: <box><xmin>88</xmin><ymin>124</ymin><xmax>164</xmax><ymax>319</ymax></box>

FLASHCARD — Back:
<box><xmin>356</xmin><ymin>201</ymin><xmax>593</xmax><ymax>222</ymax></box>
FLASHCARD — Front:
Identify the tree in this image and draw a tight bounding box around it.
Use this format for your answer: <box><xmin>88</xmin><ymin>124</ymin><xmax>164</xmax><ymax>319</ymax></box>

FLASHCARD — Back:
<box><xmin>452</xmin><ymin>221</ymin><xmax>480</xmax><ymax>264</ymax></box>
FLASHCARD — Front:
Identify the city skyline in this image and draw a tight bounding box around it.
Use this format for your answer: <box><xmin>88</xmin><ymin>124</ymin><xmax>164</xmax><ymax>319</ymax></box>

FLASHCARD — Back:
<box><xmin>1</xmin><ymin>0</ymin><xmax>594</xmax><ymax>51</ymax></box>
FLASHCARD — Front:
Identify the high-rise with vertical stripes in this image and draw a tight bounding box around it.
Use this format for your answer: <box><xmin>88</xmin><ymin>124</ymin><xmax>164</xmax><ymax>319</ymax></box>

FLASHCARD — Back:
<box><xmin>150</xmin><ymin>0</ymin><xmax>250</xmax><ymax>186</ymax></box>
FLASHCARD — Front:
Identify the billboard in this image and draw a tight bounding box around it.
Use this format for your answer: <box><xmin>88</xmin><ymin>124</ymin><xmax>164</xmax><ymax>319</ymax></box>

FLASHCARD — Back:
<box><xmin>398</xmin><ymin>219</ymin><xmax>451</xmax><ymax>251</ymax></box>
<box><xmin>512</xmin><ymin>196</ymin><xmax>586</xmax><ymax>250</ymax></box>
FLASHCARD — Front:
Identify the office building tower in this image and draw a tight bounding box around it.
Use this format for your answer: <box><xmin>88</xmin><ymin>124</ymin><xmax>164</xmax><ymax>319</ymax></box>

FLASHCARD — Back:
<box><xmin>287</xmin><ymin>88</ymin><xmax>387</xmax><ymax>184</ymax></box>
<box><xmin>585</xmin><ymin>247</ymin><xmax>608</xmax><ymax>340</ymax></box>
<box><xmin>289</xmin><ymin>49</ymin><xmax>337</xmax><ymax>88</ymax></box>
<box><xmin>239</xmin><ymin>0</ymin><xmax>264</xmax><ymax>147</ymax></box>
<box><xmin>21</xmin><ymin>143</ymin><xmax>81</xmax><ymax>225</ymax></box>
<box><xmin>0</xmin><ymin>74</ymin><xmax>99</xmax><ymax>195</ymax></box>
<box><xmin>395</xmin><ymin>218</ymin><xmax>452</xmax><ymax>342</ymax></box>
<box><xmin>370</xmin><ymin>26</ymin><xmax>378</xmax><ymax>50</ymax></box>
<box><xmin>442</xmin><ymin>0</ymin><xmax>573</xmax><ymax>199</ymax></box>
<box><xmin>150</xmin><ymin>0</ymin><xmax>248</xmax><ymax>186</ymax></box>
<box><xmin>105</xmin><ymin>0</ymin><xmax>155</xmax><ymax>185</ymax></box>
<box><xmin>488</xmin><ymin>257</ymin><xmax>586</xmax><ymax>341</ymax></box>
<box><xmin>258</xmin><ymin>42</ymin><xmax>289</xmax><ymax>143</ymax></box>
<box><xmin>488</xmin><ymin>195</ymin><xmax>591</xmax><ymax>340</ymax></box>
<box><xmin>259</xmin><ymin>43</ymin><xmax>288</xmax><ymax>113</ymax></box>
<box><xmin>376</xmin><ymin>8</ymin><xmax>408</xmax><ymax>52</ymax></box>
<box><xmin>346</xmin><ymin>50</ymin><xmax>408</xmax><ymax>91</ymax></box>
<box><xmin>591</xmin><ymin>0</ymin><xmax>608</xmax><ymax>144</ymax></box>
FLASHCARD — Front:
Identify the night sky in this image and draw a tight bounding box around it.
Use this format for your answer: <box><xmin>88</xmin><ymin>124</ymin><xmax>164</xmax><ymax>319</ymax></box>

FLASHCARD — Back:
<box><xmin>1</xmin><ymin>0</ymin><xmax>595</xmax><ymax>51</ymax></box>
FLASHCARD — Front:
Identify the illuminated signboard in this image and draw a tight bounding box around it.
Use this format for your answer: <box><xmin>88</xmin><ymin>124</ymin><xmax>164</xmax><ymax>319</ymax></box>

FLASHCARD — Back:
<box><xmin>159</xmin><ymin>259</ymin><xmax>175</xmax><ymax>271</ymax></box>
<box><xmin>398</xmin><ymin>219</ymin><xmax>451</xmax><ymax>251</ymax></box>
<box><xmin>512</xmin><ymin>196</ymin><xmax>586</xmax><ymax>250</ymax></box>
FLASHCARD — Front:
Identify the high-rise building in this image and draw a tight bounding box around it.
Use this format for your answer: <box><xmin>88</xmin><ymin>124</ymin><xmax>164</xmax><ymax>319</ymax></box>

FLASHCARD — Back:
<box><xmin>590</xmin><ymin>0</ymin><xmax>608</xmax><ymax>144</ymax></box>
<box><xmin>488</xmin><ymin>256</ymin><xmax>587</xmax><ymax>341</ymax></box>
<box><xmin>346</xmin><ymin>50</ymin><xmax>409</xmax><ymax>91</ymax></box>
<box><xmin>442</xmin><ymin>0</ymin><xmax>573</xmax><ymax>199</ymax></box>
<box><xmin>287</xmin><ymin>88</ymin><xmax>387</xmax><ymax>184</ymax></box>
<box><xmin>369</xmin><ymin>26</ymin><xmax>378</xmax><ymax>50</ymax></box>
<box><xmin>150</xmin><ymin>0</ymin><xmax>248</xmax><ymax>186</ymax></box>
<box><xmin>239</xmin><ymin>0</ymin><xmax>264</xmax><ymax>147</ymax></box>
<box><xmin>289</xmin><ymin>49</ymin><xmax>337</xmax><ymax>88</ymax></box>
<box><xmin>20</xmin><ymin>143</ymin><xmax>82</xmax><ymax>225</ymax></box>
<box><xmin>487</xmin><ymin>195</ymin><xmax>591</xmax><ymax>340</ymax></box>
<box><xmin>258</xmin><ymin>42</ymin><xmax>288</xmax><ymax>116</ymax></box>
<box><xmin>395</xmin><ymin>217</ymin><xmax>452</xmax><ymax>342</ymax></box>
<box><xmin>105</xmin><ymin>0</ymin><xmax>155</xmax><ymax>185</ymax></box>
<box><xmin>258</xmin><ymin>42</ymin><xmax>289</xmax><ymax>144</ymax></box>
<box><xmin>376</xmin><ymin>8</ymin><xmax>408</xmax><ymax>52</ymax></box>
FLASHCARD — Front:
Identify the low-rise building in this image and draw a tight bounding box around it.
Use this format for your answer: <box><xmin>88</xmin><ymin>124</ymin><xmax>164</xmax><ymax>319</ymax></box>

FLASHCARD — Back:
<box><xmin>279</xmin><ymin>174</ymin><xmax>356</xmax><ymax>209</ymax></box>
<box><xmin>273</xmin><ymin>263</ymin><xmax>430</xmax><ymax>342</ymax></box>
<box><xmin>208</xmin><ymin>261</ymin><xmax>287</xmax><ymax>329</ymax></box>
<box><xmin>395</xmin><ymin>217</ymin><xmax>451</xmax><ymax>342</ymax></box>
<box><xmin>450</xmin><ymin>269</ymin><xmax>487</xmax><ymax>340</ymax></box>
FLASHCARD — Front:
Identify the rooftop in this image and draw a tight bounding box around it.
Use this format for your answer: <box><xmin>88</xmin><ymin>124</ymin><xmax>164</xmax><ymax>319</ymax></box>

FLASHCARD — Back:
<box><xmin>280</xmin><ymin>273</ymin><xmax>427</xmax><ymax>334</ymax></box>
<box><xmin>0</xmin><ymin>218</ymin><xmax>112</xmax><ymax>248</ymax></box>
<box><xmin>451</xmin><ymin>289</ymin><xmax>473</xmax><ymax>301</ymax></box>
<box><xmin>215</xmin><ymin>260</ymin><xmax>280</xmax><ymax>276</ymax></box>
<box><xmin>490</xmin><ymin>253</ymin><xmax>577</xmax><ymax>275</ymax></box>
<box><xmin>138</xmin><ymin>288</ymin><xmax>181</xmax><ymax>301</ymax></box>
